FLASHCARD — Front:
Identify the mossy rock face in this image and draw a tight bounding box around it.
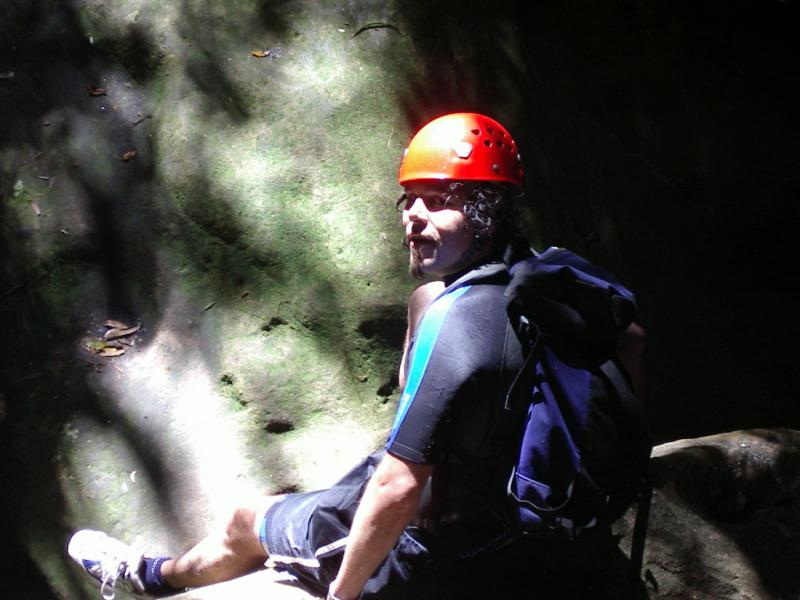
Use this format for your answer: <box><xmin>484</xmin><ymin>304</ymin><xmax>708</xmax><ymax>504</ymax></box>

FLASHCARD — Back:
<box><xmin>0</xmin><ymin>1</ymin><xmax>535</xmax><ymax>596</ymax></box>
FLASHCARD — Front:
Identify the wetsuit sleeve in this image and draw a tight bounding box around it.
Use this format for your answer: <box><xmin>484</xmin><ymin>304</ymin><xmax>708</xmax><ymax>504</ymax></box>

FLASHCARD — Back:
<box><xmin>386</xmin><ymin>285</ymin><xmax>503</xmax><ymax>464</ymax></box>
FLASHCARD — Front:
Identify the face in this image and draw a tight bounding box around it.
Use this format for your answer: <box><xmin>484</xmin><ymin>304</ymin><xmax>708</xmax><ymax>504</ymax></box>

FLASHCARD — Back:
<box><xmin>401</xmin><ymin>182</ymin><xmax>475</xmax><ymax>279</ymax></box>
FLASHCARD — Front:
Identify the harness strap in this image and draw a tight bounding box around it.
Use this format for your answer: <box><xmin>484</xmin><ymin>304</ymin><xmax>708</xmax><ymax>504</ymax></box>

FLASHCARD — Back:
<box><xmin>503</xmin><ymin>320</ymin><xmax>540</xmax><ymax>411</ymax></box>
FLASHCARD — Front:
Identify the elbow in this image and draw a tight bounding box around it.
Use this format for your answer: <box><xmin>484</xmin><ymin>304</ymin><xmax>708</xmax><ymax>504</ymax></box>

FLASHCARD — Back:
<box><xmin>374</xmin><ymin>473</ymin><xmax>423</xmax><ymax>514</ymax></box>
<box><xmin>368</xmin><ymin>453</ymin><xmax>432</xmax><ymax>520</ymax></box>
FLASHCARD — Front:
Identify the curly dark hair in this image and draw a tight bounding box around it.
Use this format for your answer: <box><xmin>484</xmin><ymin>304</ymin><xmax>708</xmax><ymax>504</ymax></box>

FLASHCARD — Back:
<box><xmin>460</xmin><ymin>182</ymin><xmax>522</xmax><ymax>243</ymax></box>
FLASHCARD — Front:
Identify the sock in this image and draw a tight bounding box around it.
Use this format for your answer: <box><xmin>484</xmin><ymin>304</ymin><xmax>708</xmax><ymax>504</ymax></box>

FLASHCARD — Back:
<box><xmin>139</xmin><ymin>556</ymin><xmax>183</xmax><ymax>597</ymax></box>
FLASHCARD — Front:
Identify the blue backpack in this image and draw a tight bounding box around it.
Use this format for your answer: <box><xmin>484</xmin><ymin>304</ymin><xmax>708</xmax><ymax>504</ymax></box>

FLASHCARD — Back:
<box><xmin>503</xmin><ymin>247</ymin><xmax>651</xmax><ymax>538</ymax></box>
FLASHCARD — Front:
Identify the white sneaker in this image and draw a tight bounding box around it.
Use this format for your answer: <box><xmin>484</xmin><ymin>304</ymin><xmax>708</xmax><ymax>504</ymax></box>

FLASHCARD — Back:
<box><xmin>68</xmin><ymin>529</ymin><xmax>147</xmax><ymax>599</ymax></box>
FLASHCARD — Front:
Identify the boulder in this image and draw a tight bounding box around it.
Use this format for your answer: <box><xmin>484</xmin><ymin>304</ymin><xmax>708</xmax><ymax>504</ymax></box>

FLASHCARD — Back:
<box><xmin>616</xmin><ymin>428</ymin><xmax>800</xmax><ymax>599</ymax></box>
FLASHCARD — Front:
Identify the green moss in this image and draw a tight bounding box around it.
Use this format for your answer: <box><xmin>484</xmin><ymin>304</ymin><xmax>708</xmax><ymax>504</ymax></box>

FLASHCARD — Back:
<box><xmin>5</xmin><ymin>178</ymin><xmax>44</xmax><ymax>228</ymax></box>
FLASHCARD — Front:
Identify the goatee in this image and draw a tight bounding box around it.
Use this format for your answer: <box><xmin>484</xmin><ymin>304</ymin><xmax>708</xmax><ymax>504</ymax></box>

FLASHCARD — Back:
<box><xmin>408</xmin><ymin>246</ymin><xmax>426</xmax><ymax>280</ymax></box>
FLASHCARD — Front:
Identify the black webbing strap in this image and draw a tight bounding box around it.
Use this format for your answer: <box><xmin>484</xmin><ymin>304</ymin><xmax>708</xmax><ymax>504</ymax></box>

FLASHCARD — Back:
<box><xmin>598</xmin><ymin>359</ymin><xmax>651</xmax><ymax>580</ymax></box>
<box><xmin>629</xmin><ymin>477</ymin><xmax>652</xmax><ymax>579</ymax></box>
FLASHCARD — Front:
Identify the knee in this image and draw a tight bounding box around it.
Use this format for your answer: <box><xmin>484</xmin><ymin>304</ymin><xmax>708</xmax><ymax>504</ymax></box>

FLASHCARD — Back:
<box><xmin>221</xmin><ymin>506</ymin><xmax>260</xmax><ymax>554</ymax></box>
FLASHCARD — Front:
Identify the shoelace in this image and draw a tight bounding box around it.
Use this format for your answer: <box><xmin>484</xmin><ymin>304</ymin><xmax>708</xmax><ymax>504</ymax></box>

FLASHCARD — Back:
<box><xmin>99</xmin><ymin>559</ymin><xmax>129</xmax><ymax>600</ymax></box>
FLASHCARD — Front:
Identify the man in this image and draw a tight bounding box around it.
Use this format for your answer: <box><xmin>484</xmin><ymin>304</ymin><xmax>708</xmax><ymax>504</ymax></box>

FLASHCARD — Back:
<box><xmin>69</xmin><ymin>113</ymin><xmax>639</xmax><ymax>599</ymax></box>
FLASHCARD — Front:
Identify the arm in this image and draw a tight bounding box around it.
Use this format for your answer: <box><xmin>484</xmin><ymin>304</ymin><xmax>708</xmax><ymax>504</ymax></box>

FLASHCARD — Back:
<box><xmin>328</xmin><ymin>453</ymin><xmax>433</xmax><ymax>600</ymax></box>
<box><xmin>617</xmin><ymin>322</ymin><xmax>647</xmax><ymax>400</ymax></box>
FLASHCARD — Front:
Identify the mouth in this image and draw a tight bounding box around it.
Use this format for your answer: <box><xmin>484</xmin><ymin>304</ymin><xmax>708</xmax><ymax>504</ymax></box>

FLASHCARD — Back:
<box><xmin>407</xmin><ymin>237</ymin><xmax>437</xmax><ymax>265</ymax></box>
<box><xmin>407</xmin><ymin>235</ymin><xmax>433</xmax><ymax>249</ymax></box>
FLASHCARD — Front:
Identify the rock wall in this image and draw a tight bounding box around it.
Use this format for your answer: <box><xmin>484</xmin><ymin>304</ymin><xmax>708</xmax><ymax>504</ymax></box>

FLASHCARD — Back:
<box><xmin>1</xmin><ymin>1</ymin><xmax>797</xmax><ymax>598</ymax></box>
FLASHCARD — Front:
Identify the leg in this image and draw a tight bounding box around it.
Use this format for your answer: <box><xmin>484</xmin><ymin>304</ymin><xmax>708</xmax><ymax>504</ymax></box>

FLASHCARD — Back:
<box><xmin>161</xmin><ymin>496</ymin><xmax>282</xmax><ymax>589</ymax></box>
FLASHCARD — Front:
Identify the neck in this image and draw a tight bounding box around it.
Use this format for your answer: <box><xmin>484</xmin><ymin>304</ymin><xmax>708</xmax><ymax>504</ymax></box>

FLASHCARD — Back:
<box><xmin>441</xmin><ymin>241</ymin><xmax>503</xmax><ymax>286</ymax></box>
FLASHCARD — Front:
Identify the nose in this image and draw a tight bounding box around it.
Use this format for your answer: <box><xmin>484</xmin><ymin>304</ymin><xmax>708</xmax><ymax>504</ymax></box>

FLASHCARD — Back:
<box><xmin>404</xmin><ymin>196</ymin><xmax>428</xmax><ymax>223</ymax></box>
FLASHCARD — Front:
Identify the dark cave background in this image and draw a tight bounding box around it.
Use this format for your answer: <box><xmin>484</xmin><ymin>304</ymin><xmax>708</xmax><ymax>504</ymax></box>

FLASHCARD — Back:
<box><xmin>507</xmin><ymin>0</ymin><xmax>798</xmax><ymax>443</ymax></box>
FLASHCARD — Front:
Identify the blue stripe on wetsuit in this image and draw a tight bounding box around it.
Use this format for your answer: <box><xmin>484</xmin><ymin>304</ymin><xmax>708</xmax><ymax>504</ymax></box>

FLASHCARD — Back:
<box><xmin>387</xmin><ymin>285</ymin><xmax>471</xmax><ymax>447</ymax></box>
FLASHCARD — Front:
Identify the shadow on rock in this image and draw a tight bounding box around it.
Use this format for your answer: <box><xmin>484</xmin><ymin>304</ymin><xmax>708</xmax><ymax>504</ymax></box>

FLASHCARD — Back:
<box><xmin>0</xmin><ymin>1</ymin><xmax>174</xmax><ymax>596</ymax></box>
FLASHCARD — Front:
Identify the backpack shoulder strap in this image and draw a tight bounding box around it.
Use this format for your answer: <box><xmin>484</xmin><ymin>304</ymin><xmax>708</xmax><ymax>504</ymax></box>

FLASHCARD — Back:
<box><xmin>504</xmin><ymin>319</ymin><xmax>541</xmax><ymax>411</ymax></box>
<box><xmin>599</xmin><ymin>359</ymin><xmax>645</xmax><ymax>423</ymax></box>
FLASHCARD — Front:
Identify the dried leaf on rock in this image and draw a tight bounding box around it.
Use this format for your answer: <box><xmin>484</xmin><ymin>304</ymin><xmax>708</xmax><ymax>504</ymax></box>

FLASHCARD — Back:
<box><xmin>30</xmin><ymin>201</ymin><xmax>41</xmax><ymax>216</ymax></box>
<box><xmin>251</xmin><ymin>48</ymin><xmax>281</xmax><ymax>59</ymax></box>
<box><xmin>104</xmin><ymin>324</ymin><xmax>141</xmax><ymax>340</ymax></box>
<box><xmin>104</xmin><ymin>319</ymin><xmax>130</xmax><ymax>329</ymax></box>
<box><xmin>0</xmin><ymin>71</ymin><xmax>15</xmax><ymax>79</ymax></box>
<box><xmin>98</xmin><ymin>346</ymin><xmax>126</xmax><ymax>357</ymax></box>
<box><xmin>87</xmin><ymin>85</ymin><xmax>107</xmax><ymax>96</ymax></box>
<box><xmin>352</xmin><ymin>22</ymin><xmax>402</xmax><ymax>37</ymax></box>
<box><xmin>132</xmin><ymin>113</ymin><xmax>151</xmax><ymax>125</ymax></box>
<box><xmin>203</xmin><ymin>302</ymin><xmax>216</xmax><ymax>311</ymax></box>
<box><xmin>120</xmin><ymin>150</ymin><xmax>137</xmax><ymax>161</ymax></box>
<box><xmin>85</xmin><ymin>339</ymin><xmax>107</xmax><ymax>352</ymax></box>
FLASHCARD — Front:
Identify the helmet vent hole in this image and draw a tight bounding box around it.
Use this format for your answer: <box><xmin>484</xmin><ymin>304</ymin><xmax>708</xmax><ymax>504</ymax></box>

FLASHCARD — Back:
<box><xmin>486</xmin><ymin>126</ymin><xmax>494</xmax><ymax>135</ymax></box>
<box><xmin>483</xmin><ymin>139</ymin><xmax>492</xmax><ymax>148</ymax></box>
<box><xmin>497</xmin><ymin>140</ymin><xmax>504</xmax><ymax>148</ymax></box>
<box><xmin>471</xmin><ymin>128</ymin><xmax>480</xmax><ymax>136</ymax></box>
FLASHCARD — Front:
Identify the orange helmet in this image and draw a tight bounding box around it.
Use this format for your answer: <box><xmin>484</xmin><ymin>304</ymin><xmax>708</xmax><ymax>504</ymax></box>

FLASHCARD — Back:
<box><xmin>398</xmin><ymin>113</ymin><xmax>524</xmax><ymax>188</ymax></box>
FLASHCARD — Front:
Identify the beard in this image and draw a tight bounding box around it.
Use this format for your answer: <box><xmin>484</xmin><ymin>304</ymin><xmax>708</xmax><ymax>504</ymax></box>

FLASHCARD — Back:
<box><xmin>408</xmin><ymin>244</ymin><xmax>426</xmax><ymax>279</ymax></box>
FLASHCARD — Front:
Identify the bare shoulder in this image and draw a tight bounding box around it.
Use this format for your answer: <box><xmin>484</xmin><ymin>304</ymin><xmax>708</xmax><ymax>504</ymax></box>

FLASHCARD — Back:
<box><xmin>407</xmin><ymin>282</ymin><xmax>444</xmax><ymax>326</ymax></box>
<box><xmin>399</xmin><ymin>282</ymin><xmax>445</xmax><ymax>389</ymax></box>
<box><xmin>406</xmin><ymin>282</ymin><xmax>444</xmax><ymax>344</ymax></box>
<box><xmin>408</xmin><ymin>281</ymin><xmax>444</xmax><ymax>306</ymax></box>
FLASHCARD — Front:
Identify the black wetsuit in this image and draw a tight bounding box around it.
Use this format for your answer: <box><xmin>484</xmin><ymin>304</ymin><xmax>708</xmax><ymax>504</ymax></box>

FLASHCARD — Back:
<box><xmin>386</xmin><ymin>261</ymin><xmax>526</xmax><ymax>556</ymax></box>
